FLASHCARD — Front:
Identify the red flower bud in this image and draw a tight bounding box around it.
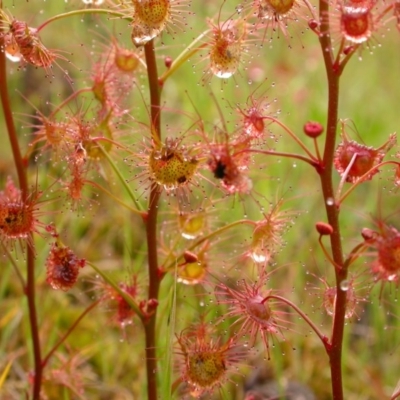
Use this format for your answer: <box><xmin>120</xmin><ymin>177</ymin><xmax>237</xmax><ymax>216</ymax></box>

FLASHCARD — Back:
<box><xmin>183</xmin><ymin>251</ymin><xmax>198</xmax><ymax>264</ymax></box>
<box><xmin>316</xmin><ymin>222</ymin><xmax>334</xmax><ymax>236</ymax></box>
<box><xmin>165</xmin><ymin>56</ymin><xmax>173</xmax><ymax>68</ymax></box>
<box><xmin>304</xmin><ymin>121</ymin><xmax>324</xmax><ymax>138</ymax></box>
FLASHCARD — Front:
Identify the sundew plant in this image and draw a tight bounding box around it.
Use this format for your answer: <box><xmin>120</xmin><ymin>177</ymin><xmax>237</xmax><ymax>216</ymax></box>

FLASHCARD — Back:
<box><xmin>1</xmin><ymin>0</ymin><xmax>400</xmax><ymax>399</ymax></box>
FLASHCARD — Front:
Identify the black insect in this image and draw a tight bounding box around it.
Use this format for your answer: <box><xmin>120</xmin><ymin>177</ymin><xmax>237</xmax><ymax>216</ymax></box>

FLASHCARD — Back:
<box><xmin>213</xmin><ymin>160</ymin><xmax>226</xmax><ymax>179</ymax></box>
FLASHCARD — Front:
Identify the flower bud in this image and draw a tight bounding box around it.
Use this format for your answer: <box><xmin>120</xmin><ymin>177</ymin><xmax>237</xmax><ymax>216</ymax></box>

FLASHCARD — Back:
<box><xmin>308</xmin><ymin>19</ymin><xmax>319</xmax><ymax>31</ymax></box>
<box><xmin>316</xmin><ymin>222</ymin><xmax>333</xmax><ymax>236</ymax></box>
<box><xmin>304</xmin><ymin>121</ymin><xmax>324</xmax><ymax>138</ymax></box>
<box><xmin>183</xmin><ymin>251</ymin><xmax>198</xmax><ymax>264</ymax></box>
<box><xmin>164</xmin><ymin>56</ymin><xmax>173</xmax><ymax>68</ymax></box>
<box><xmin>46</xmin><ymin>242</ymin><xmax>85</xmax><ymax>291</ymax></box>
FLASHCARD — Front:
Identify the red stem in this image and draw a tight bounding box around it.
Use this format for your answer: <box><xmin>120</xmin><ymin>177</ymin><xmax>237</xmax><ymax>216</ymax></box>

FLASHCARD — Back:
<box><xmin>27</xmin><ymin>244</ymin><xmax>42</xmax><ymax>400</ymax></box>
<box><xmin>263</xmin><ymin>294</ymin><xmax>329</xmax><ymax>347</ymax></box>
<box><xmin>0</xmin><ymin>42</ymin><xmax>28</xmax><ymax>197</ymax></box>
<box><xmin>242</xmin><ymin>148</ymin><xmax>320</xmax><ymax>169</ymax></box>
<box><xmin>318</xmin><ymin>1</ymin><xmax>348</xmax><ymax>398</ymax></box>
<box><xmin>143</xmin><ymin>39</ymin><xmax>161</xmax><ymax>400</ymax></box>
<box><xmin>0</xmin><ymin>43</ymin><xmax>42</xmax><ymax>399</ymax></box>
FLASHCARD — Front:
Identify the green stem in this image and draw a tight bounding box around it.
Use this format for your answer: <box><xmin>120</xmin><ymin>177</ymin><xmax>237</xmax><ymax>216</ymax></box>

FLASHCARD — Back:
<box><xmin>84</xmin><ymin>180</ymin><xmax>145</xmax><ymax>217</ymax></box>
<box><xmin>163</xmin><ymin>219</ymin><xmax>255</xmax><ymax>272</ymax></box>
<box><xmin>343</xmin><ymin>242</ymin><xmax>367</xmax><ymax>269</ymax></box>
<box><xmin>37</xmin><ymin>9</ymin><xmax>126</xmax><ymax>32</ymax></box>
<box><xmin>95</xmin><ymin>141</ymin><xmax>143</xmax><ymax>211</ymax></box>
<box><xmin>318</xmin><ymin>236</ymin><xmax>341</xmax><ymax>269</ymax></box>
<box><xmin>88</xmin><ymin>262</ymin><xmax>144</xmax><ymax>319</ymax></box>
<box><xmin>158</xmin><ymin>30</ymin><xmax>211</xmax><ymax>86</ymax></box>
<box><xmin>42</xmin><ymin>299</ymin><xmax>101</xmax><ymax>368</ymax></box>
<box><xmin>1</xmin><ymin>242</ymin><xmax>25</xmax><ymax>288</ymax></box>
<box><xmin>337</xmin><ymin>45</ymin><xmax>359</xmax><ymax>75</ymax></box>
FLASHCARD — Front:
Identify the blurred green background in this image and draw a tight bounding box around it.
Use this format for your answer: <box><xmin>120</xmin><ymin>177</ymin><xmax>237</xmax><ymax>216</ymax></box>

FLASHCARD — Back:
<box><xmin>1</xmin><ymin>0</ymin><xmax>400</xmax><ymax>399</ymax></box>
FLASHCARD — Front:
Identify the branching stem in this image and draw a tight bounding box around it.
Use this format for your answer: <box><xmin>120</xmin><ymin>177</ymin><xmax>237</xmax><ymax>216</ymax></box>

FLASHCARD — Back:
<box><xmin>264</xmin><ymin>116</ymin><xmax>319</xmax><ymax>161</ymax></box>
<box><xmin>241</xmin><ymin>148</ymin><xmax>319</xmax><ymax>169</ymax></box>
<box><xmin>318</xmin><ymin>0</ymin><xmax>350</xmax><ymax>396</ymax></box>
<box><xmin>262</xmin><ymin>294</ymin><xmax>329</xmax><ymax>348</ymax></box>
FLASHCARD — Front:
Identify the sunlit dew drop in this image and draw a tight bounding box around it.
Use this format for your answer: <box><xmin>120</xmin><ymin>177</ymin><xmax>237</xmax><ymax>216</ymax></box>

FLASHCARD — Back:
<box><xmin>83</xmin><ymin>0</ymin><xmax>105</xmax><ymax>4</ymax></box>
<box><xmin>340</xmin><ymin>280</ymin><xmax>349</xmax><ymax>291</ymax></box>
<box><xmin>181</xmin><ymin>232</ymin><xmax>196</xmax><ymax>240</ymax></box>
<box><xmin>132</xmin><ymin>28</ymin><xmax>159</xmax><ymax>47</ymax></box>
<box><xmin>326</xmin><ymin>197</ymin><xmax>335</xmax><ymax>206</ymax></box>
<box><xmin>6</xmin><ymin>52</ymin><xmax>22</xmax><ymax>62</ymax></box>
<box><xmin>214</xmin><ymin>70</ymin><xmax>235</xmax><ymax>79</ymax></box>
<box><xmin>251</xmin><ymin>252</ymin><xmax>267</xmax><ymax>263</ymax></box>
<box><xmin>199</xmin><ymin>301</ymin><xmax>205</xmax><ymax>307</ymax></box>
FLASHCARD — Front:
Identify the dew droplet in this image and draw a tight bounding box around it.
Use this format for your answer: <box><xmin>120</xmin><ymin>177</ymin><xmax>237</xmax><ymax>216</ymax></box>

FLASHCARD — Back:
<box><xmin>212</xmin><ymin>69</ymin><xmax>235</xmax><ymax>79</ymax></box>
<box><xmin>250</xmin><ymin>247</ymin><xmax>271</xmax><ymax>264</ymax></box>
<box><xmin>326</xmin><ymin>197</ymin><xmax>335</xmax><ymax>206</ymax></box>
<box><xmin>340</xmin><ymin>280</ymin><xmax>349</xmax><ymax>291</ymax></box>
